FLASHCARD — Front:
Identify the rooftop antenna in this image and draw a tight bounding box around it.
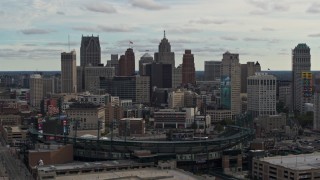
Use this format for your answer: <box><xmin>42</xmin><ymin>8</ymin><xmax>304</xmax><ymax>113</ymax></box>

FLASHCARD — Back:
<box><xmin>164</xmin><ymin>30</ymin><xmax>166</xmax><ymax>38</ymax></box>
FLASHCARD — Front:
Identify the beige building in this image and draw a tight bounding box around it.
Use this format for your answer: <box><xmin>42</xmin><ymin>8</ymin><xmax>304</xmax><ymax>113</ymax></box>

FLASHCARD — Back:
<box><xmin>66</xmin><ymin>103</ymin><xmax>105</xmax><ymax>131</ymax></box>
<box><xmin>43</xmin><ymin>77</ymin><xmax>55</xmax><ymax>97</ymax></box>
<box><xmin>61</xmin><ymin>50</ymin><xmax>77</xmax><ymax>93</ymax></box>
<box><xmin>168</xmin><ymin>89</ymin><xmax>185</xmax><ymax>109</ymax></box>
<box><xmin>279</xmin><ymin>85</ymin><xmax>291</xmax><ymax>109</ymax></box>
<box><xmin>29</xmin><ymin>74</ymin><xmax>43</xmax><ymax>108</ymax></box>
<box><xmin>207</xmin><ymin>109</ymin><xmax>232</xmax><ymax>123</ymax></box>
<box><xmin>0</xmin><ymin>115</ymin><xmax>21</xmax><ymax>126</ymax></box>
<box><xmin>252</xmin><ymin>153</ymin><xmax>320</xmax><ymax>180</ymax></box>
<box><xmin>135</xmin><ymin>75</ymin><xmax>150</xmax><ymax>104</ymax></box>
<box><xmin>1</xmin><ymin>126</ymin><xmax>28</xmax><ymax>145</ymax></box>
<box><xmin>84</xmin><ymin>66</ymin><xmax>115</xmax><ymax>93</ymax></box>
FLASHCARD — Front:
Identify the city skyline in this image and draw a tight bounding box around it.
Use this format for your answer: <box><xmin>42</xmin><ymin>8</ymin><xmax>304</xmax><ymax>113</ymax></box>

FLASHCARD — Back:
<box><xmin>1</xmin><ymin>0</ymin><xmax>320</xmax><ymax>71</ymax></box>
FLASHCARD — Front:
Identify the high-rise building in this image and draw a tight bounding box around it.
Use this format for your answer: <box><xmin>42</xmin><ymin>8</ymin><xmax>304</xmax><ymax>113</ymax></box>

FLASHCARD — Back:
<box><xmin>61</xmin><ymin>50</ymin><xmax>77</xmax><ymax>93</ymax></box>
<box><xmin>154</xmin><ymin>31</ymin><xmax>175</xmax><ymax>86</ymax></box>
<box><xmin>29</xmin><ymin>74</ymin><xmax>43</xmax><ymax>108</ymax></box>
<box><xmin>139</xmin><ymin>53</ymin><xmax>154</xmax><ymax>75</ymax></box>
<box><xmin>168</xmin><ymin>89</ymin><xmax>185</xmax><ymax>109</ymax></box>
<box><xmin>80</xmin><ymin>35</ymin><xmax>101</xmax><ymax>67</ymax></box>
<box><xmin>247</xmin><ymin>73</ymin><xmax>277</xmax><ymax>119</ymax></box>
<box><xmin>43</xmin><ymin>76</ymin><xmax>55</xmax><ymax>97</ymax></box>
<box><xmin>182</xmin><ymin>50</ymin><xmax>195</xmax><ymax>85</ymax></box>
<box><xmin>292</xmin><ymin>43</ymin><xmax>311</xmax><ymax>113</ymax></box>
<box><xmin>119</xmin><ymin>48</ymin><xmax>135</xmax><ymax>76</ymax></box>
<box><xmin>107</xmin><ymin>54</ymin><xmax>119</xmax><ymax>76</ymax></box>
<box><xmin>221</xmin><ymin>51</ymin><xmax>241</xmax><ymax>116</ymax></box>
<box><xmin>204</xmin><ymin>61</ymin><xmax>221</xmax><ymax>81</ymax></box>
<box><xmin>84</xmin><ymin>66</ymin><xmax>115</xmax><ymax>93</ymax></box>
<box><xmin>240</xmin><ymin>61</ymin><xmax>261</xmax><ymax>93</ymax></box>
<box><xmin>100</xmin><ymin>76</ymin><xmax>150</xmax><ymax>104</ymax></box>
<box><xmin>314</xmin><ymin>74</ymin><xmax>320</xmax><ymax>130</ymax></box>
<box><xmin>145</xmin><ymin>62</ymin><xmax>172</xmax><ymax>90</ymax></box>
<box><xmin>173</xmin><ymin>65</ymin><xmax>182</xmax><ymax>88</ymax></box>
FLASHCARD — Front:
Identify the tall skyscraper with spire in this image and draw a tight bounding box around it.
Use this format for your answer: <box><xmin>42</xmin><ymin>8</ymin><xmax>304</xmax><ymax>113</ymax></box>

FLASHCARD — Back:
<box><xmin>154</xmin><ymin>31</ymin><xmax>175</xmax><ymax>87</ymax></box>
<box><xmin>182</xmin><ymin>50</ymin><xmax>195</xmax><ymax>85</ymax></box>
<box><xmin>292</xmin><ymin>43</ymin><xmax>311</xmax><ymax>113</ymax></box>
<box><xmin>80</xmin><ymin>35</ymin><xmax>101</xmax><ymax>67</ymax></box>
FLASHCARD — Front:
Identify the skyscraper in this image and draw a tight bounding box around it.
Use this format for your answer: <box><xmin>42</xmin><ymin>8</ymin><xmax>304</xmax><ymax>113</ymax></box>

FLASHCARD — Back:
<box><xmin>107</xmin><ymin>54</ymin><xmax>120</xmax><ymax>76</ymax></box>
<box><xmin>139</xmin><ymin>53</ymin><xmax>154</xmax><ymax>75</ymax></box>
<box><xmin>204</xmin><ymin>61</ymin><xmax>221</xmax><ymax>81</ymax></box>
<box><xmin>119</xmin><ymin>48</ymin><xmax>135</xmax><ymax>76</ymax></box>
<box><xmin>240</xmin><ymin>61</ymin><xmax>261</xmax><ymax>93</ymax></box>
<box><xmin>29</xmin><ymin>74</ymin><xmax>43</xmax><ymax>108</ymax></box>
<box><xmin>221</xmin><ymin>51</ymin><xmax>241</xmax><ymax>116</ymax></box>
<box><xmin>247</xmin><ymin>73</ymin><xmax>277</xmax><ymax>119</ymax></box>
<box><xmin>154</xmin><ymin>31</ymin><xmax>175</xmax><ymax>86</ymax></box>
<box><xmin>182</xmin><ymin>50</ymin><xmax>195</xmax><ymax>85</ymax></box>
<box><xmin>80</xmin><ymin>35</ymin><xmax>101</xmax><ymax>67</ymax></box>
<box><xmin>61</xmin><ymin>50</ymin><xmax>77</xmax><ymax>93</ymax></box>
<box><xmin>314</xmin><ymin>74</ymin><xmax>320</xmax><ymax>130</ymax></box>
<box><xmin>292</xmin><ymin>43</ymin><xmax>311</xmax><ymax>113</ymax></box>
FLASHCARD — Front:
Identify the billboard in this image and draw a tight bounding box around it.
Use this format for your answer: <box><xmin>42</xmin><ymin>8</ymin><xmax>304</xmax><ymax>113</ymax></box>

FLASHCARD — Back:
<box><xmin>221</xmin><ymin>75</ymin><xmax>231</xmax><ymax>109</ymax></box>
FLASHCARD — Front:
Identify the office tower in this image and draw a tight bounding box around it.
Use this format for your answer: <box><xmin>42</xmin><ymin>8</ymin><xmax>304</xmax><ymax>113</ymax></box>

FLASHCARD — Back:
<box><xmin>61</xmin><ymin>50</ymin><xmax>77</xmax><ymax>93</ymax></box>
<box><xmin>314</xmin><ymin>74</ymin><xmax>320</xmax><ymax>130</ymax></box>
<box><xmin>107</xmin><ymin>54</ymin><xmax>120</xmax><ymax>76</ymax></box>
<box><xmin>80</xmin><ymin>35</ymin><xmax>101</xmax><ymax>67</ymax></box>
<box><xmin>119</xmin><ymin>48</ymin><xmax>135</xmax><ymax>76</ymax></box>
<box><xmin>204</xmin><ymin>61</ymin><xmax>221</xmax><ymax>81</ymax></box>
<box><xmin>240</xmin><ymin>61</ymin><xmax>261</xmax><ymax>93</ymax></box>
<box><xmin>173</xmin><ymin>65</ymin><xmax>182</xmax><ymax>88</ymax></box>
<box><xmin>139</xmin><ymin>53</ymin><xmax>153</xmax><ymax>75</ymax></box>
<box><xmin>168</xmin><ymin>89</ymin><xmax>185</xmax><ymax>109</ymax></box>
<box><xmin>154</xmin><ymin>31</ymin><xmax>175</xmax><ymax>86</ymax></box>
<box><xmin>76</xmin><ymin>66</ymin><xmax>84</xmax><ymax>92</ymax></box>
<box><xmin>43</xmin><ymin>76</ymin><xmax>55</xmax><ymax>97</ymax></box>
<box><xmin>279</xmin><ymin>85</ymin><xmax>291</xmax><ymax>109</ymax></box>
<box><xmin>182</xmin><ymin>50</ymin><xmax>195</xmax><ymax>85</ymax></box>
<box><xmin>29</xmin><ymin>74</ymin><xmax>43</xmax><ymax>108</ymax></box>
<box><xmin>84</xmin><ymin>66</ymin><xmax>115</xmax><ymax>93</ymax></box>
<box><xmin>100</xmin><ymin>76</ymin><xmax>150</xmax><ymax>104</ymax></box>
<box><xmin>145</xmin><ymin>62</ymin><xmax>172</xmax><ymax>89</ymax></box>
<box><xmin>292</xmin><ymin>43</ymin><xmax>311</xmax><ymax>113</ymax></box>
<box><xmin>221</xmin><ymin>51</ymin><xmax>241</xmax><ymax>116</ymax></box>
<box><xmin>247</xmin><ymin>73</ymin><xmax>277</xmax><ymax>119</ymax></box>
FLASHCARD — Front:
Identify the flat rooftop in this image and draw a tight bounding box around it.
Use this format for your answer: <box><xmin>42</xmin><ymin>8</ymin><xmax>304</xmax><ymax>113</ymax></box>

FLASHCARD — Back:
<box><xmin>55</xmin><ymin>168</ymin><xmax>202</xmax><ymax>180</ymax></box>
<box><xmin>259</xmin><ymin>153</ymin><xmax>320</xmax><ymax>170</ymax></box>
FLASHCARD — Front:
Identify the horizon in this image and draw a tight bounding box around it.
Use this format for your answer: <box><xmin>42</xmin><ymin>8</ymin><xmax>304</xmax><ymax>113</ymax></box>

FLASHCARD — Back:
<box><xmin>1</xmin><ymin>0</ymin><xmax>320</xmax><ymax>71</ymax></box>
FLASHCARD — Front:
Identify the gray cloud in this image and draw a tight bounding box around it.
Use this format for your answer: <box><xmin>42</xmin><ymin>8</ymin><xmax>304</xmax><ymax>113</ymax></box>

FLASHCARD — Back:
<box><xmin>262</xmin><ymin>27</ymin><xmax>275</xmax><ymax>31</ymax></box>
<box><xmin>21</xmin><ymin>28</ymin><xmax>54</xmax><ymax>35</ymax></box>
<box><xmin>243</xmin><ymin>37</ymin><xmax>279</xmax><ymax>44</ymax></box>
<box><xmin>248</xmin><ymin>0</ymin><xmax>289</xmax><ymax>15</ymax></box>
<box><xmin>83</xmin><ymin>3</ymin><xmax>117</xmax><ymax>14</ymax></box>
<box><xmin>243</xmin><ymin>37</ymin><xmax>266</xmax><ymax>42</ymax></box>
<box><xmin>72</xmin><ymin>25</ymin><xmax>135</xmax><ymax>33</ymax></box>
<box><xmin>167</xmin><ymin>27</ymin><xmax>201</xmax><ymax>34</ymax></box>
<box><xmin>24</xmin><ymin>43</ymin><xmax>38</xmax><ymax>47</ymax></box>
<box><xmin>220</xmin><ymin>36</ymin><xmax>238</xmax><ymax>41</ymax></box>
<box><xmin>56</xmin><ymin>11</ymin><xmax>65</xmax><ymax>15</ymax></box>
<box><xmin>306</xmin><ymin>3</ymin><xmax>320</xmax><ymax>13</ymax></box>
<box><xmin>46</xmin><ymin>42</ymin><xmax>78</xmax><ymax>46</ymax></box>
<box><xmin>131</xmin><ymin>0</ymin><xmax>168</xmax><ymax>10</ymax></box>
<box><xmin>190</xmin><ymin>18</ymin><xmax>227</xmax><ymax>25</ymax></box>
<box><xmin>308</xmin><ymin>33</ymin><xmax>320</xmax><ymax>37</ymax></box>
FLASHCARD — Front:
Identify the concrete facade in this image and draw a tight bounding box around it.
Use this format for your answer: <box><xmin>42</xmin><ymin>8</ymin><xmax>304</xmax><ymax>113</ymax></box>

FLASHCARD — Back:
<box><xmin>61</xmin><ymin>50</ymin><xmax>77</xmax><ymax>93</ymax></box>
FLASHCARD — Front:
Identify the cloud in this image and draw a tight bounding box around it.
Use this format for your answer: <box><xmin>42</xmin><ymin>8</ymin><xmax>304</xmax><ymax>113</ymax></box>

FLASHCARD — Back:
<box><xmin>308</xmin><ymin>33</ymin><xmax>320</xmax><ymax>37</ymax></box>
<box><xmin>24</xmin><ymin>43</ymin><xmax>38</xmax><ymax>47</ymax></box>
<box><xmin>190</xmin><ymin>18</ymin><xmax>227</xmax><ymax>25</ymax></box>
<box><xmin>83</xmin><ymin>3</ymin><xmax>117</xmax><ymax>14</ymax></box>
<box><xmin>247</xmin><ymin>0</ymin><xmax>289</xmax><ymax>15</ymax></box>
<box><xmin>243</xmin><ymin>37</ymin><xmax>266</xmax><ymax>42</ymax></box>
<box><xmin>131</xmin><ymin>0</ymin><xmax>168</xmax><ymax>10</ymax></box>
<box><xmin>56</xmin><ymin>11</ymin><xmax>65</xmax><ymax>15</ymax></box>
<box><xmin>72</xmin><ymin>25</ymin><xmax>135</xmax><ymax>33</ymax></box>
<box><xmin>20</xmin><ymin>28</ymin><xmax>54</xmax><ymax>35</ymax></box>
<box><xmin>167</xmin><ymin>27</ymin><xmax>201</xmax><ymax>34</ymax></box>
<box><xmin>46</xmin><ymin>42</ymin><xmax>78</xmax><ymax>46</ymax></box>
<box><xmin>220</xmin><ymin>36</ymin><xmax>238</xmax><ymax>41</ymax></box>
<box><xmin>306</xmin><ymin>3</ymin><xmax>320</xmax><ymax>13</ymax></box>
<box><xmin>262</xmin><ymin>27</ymin><xmax>275</xmax><ymax>31</ymax></box>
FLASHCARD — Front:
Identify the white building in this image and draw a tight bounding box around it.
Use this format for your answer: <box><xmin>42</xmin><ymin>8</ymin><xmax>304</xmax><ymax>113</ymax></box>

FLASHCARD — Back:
<box><xmin>247</xmin><ymin>73</ymin><xmax>277</xmax><ymax>119</ymax></box>
<box><xmin>168</xmin><ymin>89</ymin><xmax>185</xmax><ymax>109</ymax></box>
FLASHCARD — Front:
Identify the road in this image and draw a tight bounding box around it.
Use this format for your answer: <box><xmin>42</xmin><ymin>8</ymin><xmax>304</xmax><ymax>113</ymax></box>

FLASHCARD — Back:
<box><xmin>0</xmin><ymin>135</ymin><xmax>34</xmax><ymax>180</ymax></box>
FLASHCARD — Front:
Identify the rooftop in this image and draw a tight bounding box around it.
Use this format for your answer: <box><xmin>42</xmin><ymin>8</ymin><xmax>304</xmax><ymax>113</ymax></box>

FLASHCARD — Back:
<box><xmin>259</xmin><ymin>153</ymin><xmax>320</xmax><ymax>171</ymax></box>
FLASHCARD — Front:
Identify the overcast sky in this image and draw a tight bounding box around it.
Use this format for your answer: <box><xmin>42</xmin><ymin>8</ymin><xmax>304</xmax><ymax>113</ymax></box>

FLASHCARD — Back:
<box><xmin>1</xmin><ymin>0</ymin><xmax>320</xmax><ymax>71</ymax></box>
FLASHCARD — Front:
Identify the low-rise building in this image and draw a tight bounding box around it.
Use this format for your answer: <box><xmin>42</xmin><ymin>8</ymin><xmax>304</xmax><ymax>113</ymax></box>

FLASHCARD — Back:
<box><xmin>0</xmin><ymin>126</ymin><xmax>28</xmax><ymax>146</ymax></box>
<box><xmin>252</xmin><ymin>153</ymin><xmax>320</xmax><ymax>180</ymax></box>
<box><xmin>255</xmin><ymin>114</ymin><xmax>286</xmax><ymax>137</ymax></box>
<box><xmin>0</xmin><ymin>114</ymin><xmax>21</xmax><ymax>126</ymax></box>
<box><xmin>154</xmin><ymin>109</ymin><xmax>186</xmax><ymax>129</ymax></box>
<box><xmin>119</xmin><ymin>118</ymin><xmax>145</xmax><ymax>136</ymax></box>
<box><xmin>206</xmin><ymin>109</ymin><xmax>232</xmax><ymax>123</ymax></box>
